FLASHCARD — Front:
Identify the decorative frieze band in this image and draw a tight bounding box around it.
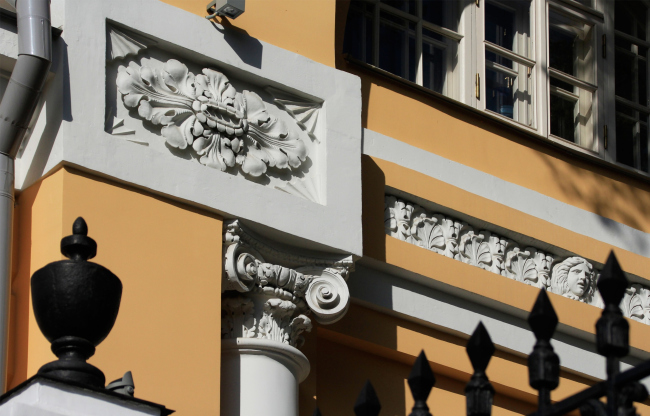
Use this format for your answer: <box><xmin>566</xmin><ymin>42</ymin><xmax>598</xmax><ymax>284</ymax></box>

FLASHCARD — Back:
<box><xmin>384</xmin><ymin>195</ymin><xmax>650</xmax><ymax>324</ymax></box>
<box><xmin>222</xmin><ymin>220</ymin><xmax>353</xmax><ymax>348</ymax></box>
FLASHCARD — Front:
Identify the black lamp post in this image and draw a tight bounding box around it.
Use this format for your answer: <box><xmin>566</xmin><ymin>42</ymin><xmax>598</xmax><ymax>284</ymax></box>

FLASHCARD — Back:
<box><xmin>30</xmin><ymin>217</ymin><xmax>122</xmax><ymax>388</ymax></box>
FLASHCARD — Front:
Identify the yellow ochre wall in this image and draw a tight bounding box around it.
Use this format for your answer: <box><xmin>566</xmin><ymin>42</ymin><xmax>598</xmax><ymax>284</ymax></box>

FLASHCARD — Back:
<box><xmin>8</xmin><ymin>167</ymin><xmax>223</xmax><ymax>415</ymax></box>
<box><xmin>6</xmin><ymin>2</ymin><xmax>649</xmax><ymax>416</ymax></box>
<box><xmin>147</xmin><ymin>2</ymin><xmax>650</xmax><ymax>416</ymax></box>
<box><xmin>158</xmin><ymin>0</ymin><xmax>338</xmax><ymax>67</ymax></box>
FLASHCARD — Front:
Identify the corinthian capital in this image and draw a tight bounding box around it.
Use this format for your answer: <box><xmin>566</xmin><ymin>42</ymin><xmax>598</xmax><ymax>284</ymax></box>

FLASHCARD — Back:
<box><xmin>222</xmin><ymin>220</ymin><xmax>354</xmax><ymax>348</ymax></box>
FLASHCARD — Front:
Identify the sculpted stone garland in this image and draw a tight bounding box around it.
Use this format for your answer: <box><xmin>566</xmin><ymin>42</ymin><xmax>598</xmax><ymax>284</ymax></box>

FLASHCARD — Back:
<box><xmin>384</xmin><ymin>195</ymin><xmax>650</xmax><ymax>324</ymax></box>
<box><xmin>116</xmin><ymin>59</ymin><xmax>308</xmax><ymax>178</ymax></box>
<box><xmin>221</xmin><ymin>220</ymin><xmax>351</xmax><ymax>348</ymax></box>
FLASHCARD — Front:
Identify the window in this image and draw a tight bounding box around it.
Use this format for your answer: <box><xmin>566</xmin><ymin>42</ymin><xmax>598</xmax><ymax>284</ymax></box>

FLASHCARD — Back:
<box><xmin>344</xmin><ymin>0</ymin><xmax>464</xmax><ymax>98</ymax></box>
<box><xmin>343</xmin><ymin>0</ymin><xmax>650</xmax><ymax>174</ymax></box>
<box><xmin>484</xmin><ymin>0</ymin><xmax>533</xmax><ymax>125</ymax></box>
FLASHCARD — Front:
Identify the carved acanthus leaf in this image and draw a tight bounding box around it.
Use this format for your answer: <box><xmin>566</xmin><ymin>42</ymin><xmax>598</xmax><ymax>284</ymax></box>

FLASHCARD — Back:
<box><xmin>485</xmin><ymin>232</ymin><xmax>507</xmax><ymax>275</ymax></box>
<box><xmin>410</xmin><ymin>214</ymin><xmax>440</xmax><ymax>251</ymax></box>
<box><xmin>459</xmin><ymin>230</ymin><xmax>492</xmax><ymax>269</ymax></box>
<box><xmin>117</xmin><ymin>59</ymin><xmax>308</xmax><ymax>178</ymax></box>
<box><xmin>221</xmin><ymin>294</ymin><xmax>312</xmax><ymax>348</ymax></box>
<box><xmin>108</xmin><ymin>26</ymin><xmax>156</xmax><ymax>62</ymax></box>
<box><xmin>434</xmin><ymin>214</ymin><xmax>463</xmax><ymax>259</ymax></box>
<box><xmin>505</xmin><ymin>247</ymin><xmax>538</xmax><ymax>286</ymax></box>
<box><xmin>266</xmin><ymin>87</ymin><xmax>322</xmax><ymax>141</ymax></box>
<box><xmin>275</xmin><ymin>177</ymin><xmax>323</xmax><ymax>204</ymax></box>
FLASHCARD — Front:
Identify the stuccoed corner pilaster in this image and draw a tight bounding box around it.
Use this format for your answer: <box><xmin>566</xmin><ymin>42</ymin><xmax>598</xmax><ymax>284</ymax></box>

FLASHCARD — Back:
<box><xmin>221</xmin><ymin>220</ymin><xmax>353</xmax><ymax>349</ymax></box>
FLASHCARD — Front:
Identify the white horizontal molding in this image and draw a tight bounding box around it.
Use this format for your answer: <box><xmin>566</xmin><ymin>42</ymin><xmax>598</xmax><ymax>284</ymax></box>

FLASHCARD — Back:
<box><xmin>363</xmin><ymin>128</ymin><xmax>650</xmax><ymax>260</ymax></box>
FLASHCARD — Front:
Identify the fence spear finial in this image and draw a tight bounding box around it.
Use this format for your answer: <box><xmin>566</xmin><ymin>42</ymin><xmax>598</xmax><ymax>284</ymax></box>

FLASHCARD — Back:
<box><xmin>527</xmin><ymin>289</ymin><xmax>560</xmax><ymax>415</ymax></box>
<box><xmin>466</xmin><ymin>322</ymin><xmax>495</xmax><ymax>416</ymax></box>
<box><xmin>354</xmin><ymin>380</ymin><xmax>381</xmax><ymax>416</ymax></box>
<box><xmin>407</xmin><ymin>351</ymin><xmax>436</xmax><ymax>416</ymax></box>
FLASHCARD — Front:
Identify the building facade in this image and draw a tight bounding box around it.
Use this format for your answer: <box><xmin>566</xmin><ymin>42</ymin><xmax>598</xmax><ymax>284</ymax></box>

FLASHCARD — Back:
<box><xmin>1</xmin><ymin>0</ymin><xmax>650</xmax><ymax>415</ymax></box>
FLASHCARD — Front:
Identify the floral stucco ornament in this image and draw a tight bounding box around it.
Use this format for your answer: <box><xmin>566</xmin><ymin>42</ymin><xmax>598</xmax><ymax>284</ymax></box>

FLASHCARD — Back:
<box><xmin>117</xmin><ymin>59</ymin><xmax>307</xmax><ymax>177</ymax></box>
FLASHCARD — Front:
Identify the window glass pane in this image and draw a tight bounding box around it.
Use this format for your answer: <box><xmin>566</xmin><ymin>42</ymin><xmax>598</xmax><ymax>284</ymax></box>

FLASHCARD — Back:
<box><xmin>616</xmin><ymin>111</ymin><xmax>637</xmax><ymax>168</ymax></box>
<box><xmin>485</xmin><ymin>51</ymin><xmax>531</xmax><ymax>123</ymax></box>
<box><xmin>615</xmin><ymin>0</ymin><xmax>648</xmax><ymax>108</ymax></box>
<box><xmin>343</xmin><ymin>2</ymin><xmax>375</xmax><ymax>64</ymax></box>
<box><xmin>380</xmin><ymin>0</ymin><xmax>417</xmax><ymax>16</ymax></box>
<box><xmin>550</xmin><ymin>94</ymin><xmax>577</xmax><ymax>143</ymax></box>
<box><xmin>616</xmin><ymin>102</ymin><xmax>650</xmax><ymax>171</ymax></box>
<box><xmin>422</xmin><ymin>29</ymin><xmax>454</xmax><ymax>94</ymax></box>
<box><xmin>641</xmin><ymin>57</ymin><xmax>647</xmax><ymax>105</ymax></box>
<box><xmin>549</xmin><ymin>10</ymin><xmax>594</xmax><ymax>83</ymax></box>
<box><xmin>485</xmin><ymin>2</ymin><xmax>515</xmax><ymax>51</ymax></box>
<box><xmin>549</xmin><ymin>23</ymin><xmax>576</xmax><ymax>76</ymax></box>
<box><xmin>617</xmin><ymin>44</ymin><xmax>648</xmax><ymax>106</ymax></box>
<box><xmin>486</xmin><ymin>50</ymin><xmax>513</xmax><ymax>69</ymax></box>
<box><xmin>485</xmin><ymin>1</ymin><xmax>530</xmax><ymax>57</ymax></box>
<box><xmin>642</xmin><ymin>123</ymin><xmax>649</xmax><ymax>172</ymax></box>
<box><xmin>615</xmin><ymin>48</ymin><xmax>636</xmax><ymax>102</ymax></box>
<box><xmin>422</xmin><ymin>0</ymin><xmax>458</xmax><ymax>31</ymax></box>
<box><xmin>422</xmin><ymin>43</ymin><xmax>444</xmax><ymax>93</ymax></box>
<box><xmin>379</xmin><ymin>12</ymin><xmax>417</xmax><ymax>82</ymax></box>
<box><xmin>616</xmin><ymin>1</ymin><xmax>647</xmax><ymax>41</ymax></box>
<box><xmin>486</xmin><ymin>66</ymin><xmax>515</xmax><ymax>119</ymax></box>
<box><xmin>550</xmin><ymin>76</ymin><xmax>574</xmax><ymax>93</ymax></box>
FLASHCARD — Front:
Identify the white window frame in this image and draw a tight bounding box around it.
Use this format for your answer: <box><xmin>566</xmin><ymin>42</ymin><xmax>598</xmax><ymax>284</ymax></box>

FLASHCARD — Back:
<box><xmin>477</xmin><ymin>0</ymin><xmax>536</xmax><ymax>128</ymax></box>
<box><xmin>343</xmin><ymin>0</ymin><xmax>650</xmax><ymax>175</ymax></box>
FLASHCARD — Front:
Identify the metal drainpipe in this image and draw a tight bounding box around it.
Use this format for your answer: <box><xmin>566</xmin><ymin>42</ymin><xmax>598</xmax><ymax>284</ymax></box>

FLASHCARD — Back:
<box><xmin>0</xmin><ymin>0</ymin><xmax>52</xmax><ymax>392</ymax></box>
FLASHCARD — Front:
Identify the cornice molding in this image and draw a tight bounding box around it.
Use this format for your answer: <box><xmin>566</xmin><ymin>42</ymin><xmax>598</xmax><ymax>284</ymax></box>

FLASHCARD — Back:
<box><xmin>222</xmin><ymin>220</ymin><xmax>353</xmax><ymax>348</ymax></box>
<box><xmin>385</xmin><ymin>195</ymin><xmax>650</xmax><ymax>324</ymax></box>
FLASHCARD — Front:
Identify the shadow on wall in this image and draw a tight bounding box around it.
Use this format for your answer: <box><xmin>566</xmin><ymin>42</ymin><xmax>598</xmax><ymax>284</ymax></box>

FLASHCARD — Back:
<box><xmin>362</xmin><ymin>155</ymin><xmax>386</xmax><ymax>261</ymax></box>
<box><xmin>209</xmin><ymin>19</ymin><xmax>263</xmax><ymax>69</ymax></box>
<box><xmin>21</xmin><ymin>37</ymin><xmax>69</xmax><ymax>188</ymax></box>
<box><xmin>315</xmin><ymin>336</ymin><xmax>408</xmax><ymax>416</ymax></box>
<box><xmin>535</xmin><ymin>151</ymin><xmax>650</xmax><ymax>253</ymax></box>
<box><xmin>307</xmin><ymin>303</ymin><xmax>539</xmax><ymax>416</ymax></box>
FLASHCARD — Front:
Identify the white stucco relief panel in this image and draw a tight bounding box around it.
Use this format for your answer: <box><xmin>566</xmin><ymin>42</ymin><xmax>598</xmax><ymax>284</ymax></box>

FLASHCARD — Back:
<box><xmin>14</xmin><ymin>0</ymin><xmax>362</xmax><ymax>256</ymax></box>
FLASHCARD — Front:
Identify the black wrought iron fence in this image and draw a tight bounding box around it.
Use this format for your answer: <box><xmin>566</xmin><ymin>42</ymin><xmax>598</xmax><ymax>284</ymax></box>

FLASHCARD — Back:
<box><xmin>317</xmin><ymin>252</ymin><xmax>650</xmax><ymax>416</ymax></box>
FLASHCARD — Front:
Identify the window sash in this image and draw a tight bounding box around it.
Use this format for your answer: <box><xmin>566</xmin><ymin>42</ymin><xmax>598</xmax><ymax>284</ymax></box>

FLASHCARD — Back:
<box><xmin>343</xmin><ymin>0</ymin><xmax>650</xmax><ymax>174</ymax></box>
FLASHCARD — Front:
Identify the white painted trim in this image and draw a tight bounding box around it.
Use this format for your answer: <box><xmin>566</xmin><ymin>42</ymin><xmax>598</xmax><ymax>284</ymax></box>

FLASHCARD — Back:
<box><xmin>363</xmin><ymin>128</ymin><xmax>650</xmax><ymax>259</ymax></box>
<box><xmin>15</xmin><ymin>0</ymin><xmax>363</xmax><ymax>256</ymax></box>
<box><xmin>349</xmin><ymin>264</ymin><xmax>650</xmax><ymax>387</ymax></box>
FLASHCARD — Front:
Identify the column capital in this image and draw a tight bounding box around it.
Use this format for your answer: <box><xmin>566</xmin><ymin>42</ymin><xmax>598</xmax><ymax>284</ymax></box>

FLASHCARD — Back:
<box><xmin>222</xmin><ymin>220</ymin><xmax>355</xmax><ymax>349</ymax></box>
